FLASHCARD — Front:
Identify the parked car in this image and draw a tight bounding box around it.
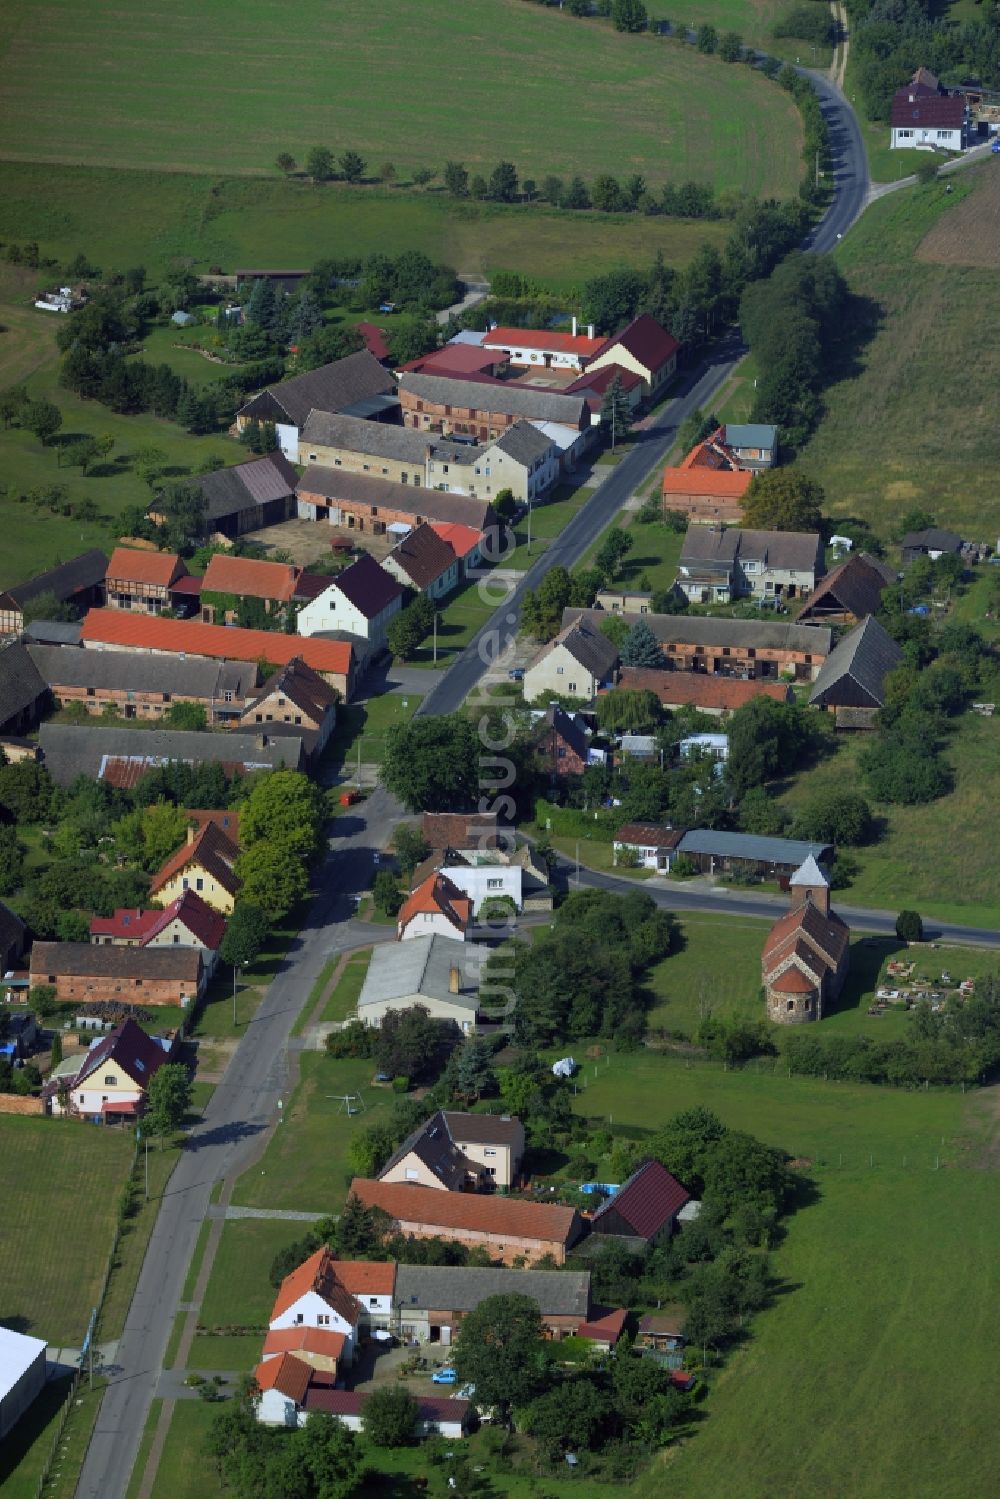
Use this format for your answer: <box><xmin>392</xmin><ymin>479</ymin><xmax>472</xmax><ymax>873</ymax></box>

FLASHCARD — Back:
<box><xmin>508</xmin><ymin>667</ymin><xmax>525</xmax><ymax>681</ymax></box>
<box><xmin>432</xmin><ymin>1366</ymin><xmax>457</xmax><ymax>1385</ymax></box>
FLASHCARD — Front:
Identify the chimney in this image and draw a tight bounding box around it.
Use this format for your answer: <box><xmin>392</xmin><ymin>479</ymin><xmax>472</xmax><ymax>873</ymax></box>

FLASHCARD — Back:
<box><xmin>587</xmin><ymin>324</ymin><xmax>595</xmax><ymax>339</ymax></box>
<box><xmin>571</xmin><ymin>316</ymin><xmax>578</xmax><ymax>337</ymax></box>
<box><xmin>186</xmin><ymin>825</ymin><xmax>195</xmax><ymax>846</ymax></box>
<box><xmin>449</xmin><ymin>965</ymin><xmax>461</xmax><ymax>994</ymax></box>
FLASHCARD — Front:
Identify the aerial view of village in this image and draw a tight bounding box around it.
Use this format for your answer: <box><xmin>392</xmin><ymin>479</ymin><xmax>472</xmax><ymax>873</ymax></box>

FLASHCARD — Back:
<box><xmin>0</xmin><ymin>1</ymin><xmax>998</xmax><ymax>1495</ymax></box>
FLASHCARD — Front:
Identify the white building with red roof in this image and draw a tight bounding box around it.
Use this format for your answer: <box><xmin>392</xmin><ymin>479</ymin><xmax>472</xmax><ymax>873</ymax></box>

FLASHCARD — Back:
<box><xmin>890</xmin><ymin>70</ymin><xmax>967</xmax><ymax>151</ymax></box>
<box><xmin>482</xmin><ymin>319</ymin><xmax>604</xmax><ymax>371</ymax></box>
<box><xmin>585</xmin><ymin>314</ymin><xmax>680</xmax><ymax>399</ymax></box>
<box><xmin>268</xmin><ymin>1247</ymin><xmax>362</xmax><ymax>1355</ymax></box>
<box><xmin>42</xmin><ymin>1017</ymin><xmax>176</xmax><ymax>1122</ymax></box>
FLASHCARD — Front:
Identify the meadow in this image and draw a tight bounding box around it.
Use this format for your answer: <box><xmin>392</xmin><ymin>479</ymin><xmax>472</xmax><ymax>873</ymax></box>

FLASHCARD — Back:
<box><xmin>0</xmin><ymin>1115</ymin><xmax>134</xmax><ymax>1346</ymax></box>
<box><xmin>800</xmin><ymin>168</ymin><xmax>1000</xmax><ymax>539</ymax></box>
<box><xmin>0</xmin><ymin>1</ymin><xmax>800</xmax><ymax>195</ymax></box>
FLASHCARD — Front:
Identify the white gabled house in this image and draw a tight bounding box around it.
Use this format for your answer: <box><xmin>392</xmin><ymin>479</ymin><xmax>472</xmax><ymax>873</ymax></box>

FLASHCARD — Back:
<box><xmin>297</xmin><ymin>553</ymin><xmax>402</xmax><ymax>650</ymax></box>
<box><xmin>268</xmin><ymin>1247</ymin><xmax>362</xmax><ymax>1358</ymax></box>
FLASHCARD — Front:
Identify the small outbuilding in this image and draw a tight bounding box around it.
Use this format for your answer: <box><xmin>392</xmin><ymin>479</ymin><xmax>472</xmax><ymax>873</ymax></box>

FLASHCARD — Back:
<box><xmin>0</xmin><ymin>1327</ymin><xmax>48</xmax><ymax>1441</ymax></box>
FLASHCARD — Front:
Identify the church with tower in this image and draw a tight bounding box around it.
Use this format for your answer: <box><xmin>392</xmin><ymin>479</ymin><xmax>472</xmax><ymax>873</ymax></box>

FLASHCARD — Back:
<box><xmin>761</xmin><ymin>856</ymin><xmax>850</xmax><ymax>1024</ymax></box>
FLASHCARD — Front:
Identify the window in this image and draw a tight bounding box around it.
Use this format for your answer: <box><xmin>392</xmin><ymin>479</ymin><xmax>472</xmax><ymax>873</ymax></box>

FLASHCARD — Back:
<box><xmin>254</xmin><ymin>713</ymin><xmax>262</xmax><ymax>723</ymax></box>
<box><xmin>334</xmin><ymin>458</ymin><xmax>342</xmax><ymax>467</ymax></box>
<box><xmin>318</xmin><ymin>1314</ymin><xmax>330</xmax><ymax>1326</ymax></box>
<box><xmin>363</xmin><ymin>463</ymin><xmax>370</xmax><ymax>472</ymax></box>
<box><xmin>86</xmin><ymin>687</ymin><xmax>95</xmax><ymax>698</ymax></box>
<box><xmin>162</xmin><ymin>692</ymin><xmax>172</xmax><ymax>703</ymax></box>
<box><xmin>486</xmin><ymin>878</ymin><xmax>503</xmax><ymax>890</ymax></box>
<box><xmin>382</xmin><ymin>467</ymin><xmax>388</xmax><ymax>476</ymax></box>
<box><xmin>296</xmin><ymin>1313</ymin><xmax>304</xmax><ymax>1324</ymax></box>
<box><xmin>937</xmin><ymin>129</ymin><xmax>950</xmax><ymax>139</ymax></box>
<box><xmin>104</xmin><ymin>1074</ymin><xmax>116</xmax><ymax>1085</ymax></box>
<box><xmin>484</xmin><ymin>1148</ymin><xmax>497</xmax><ymax>1157</ymax></box>
<box><xmin>406</xmin><ymin>1167</ymin><xmax>419</xmax><ymax>1180</ymax></box>
<box><xmin>401</xmin><ymin>472</ymin><xmax>408</xmax><ymax>485</ymax></box>
<box><xmin>196</xmin><ymin>877</ymin><xmax>204</xmax><ymax>891</ymax></box>
<box><xmin>308</xmin><ymin>452</ymin><xmax>316</xmax><ymax>461</ymax></box>
<box><xmin>556</xmin><ymin>666</ymin><xmax>564</xmax><ymax>675</ymax></box>
<box><xmin>134</xmin><ymin>1058</ymin><xmax>145</xmax><ymax>1073</ymax></box>
<box><xmin>368</xmin><ymin>1297</ymin><xmax>379</xmax><ymax>1307</ymax></box>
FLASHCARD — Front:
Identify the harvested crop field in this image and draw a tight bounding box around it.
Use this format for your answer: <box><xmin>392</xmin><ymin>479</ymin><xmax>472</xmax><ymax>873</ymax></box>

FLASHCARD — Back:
<box><xmin>916</xmin><ymin>162</ymin><xmax>1000</xmax><ymax>265</ymax></box>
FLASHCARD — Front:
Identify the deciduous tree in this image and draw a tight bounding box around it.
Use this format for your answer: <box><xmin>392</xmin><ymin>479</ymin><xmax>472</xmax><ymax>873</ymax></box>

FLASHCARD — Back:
<box><xmin>380</xmin><ymin>714</ymin><xmax>479</xmax><ymax>812</ymax></box>
<box><xmin>146</xmin><ymin>1062</ymin><xmax>192</xmax><ymax>1141</ymax></box>
<box><xmin>452</xmin><ymin>1294</ymin><xmax>547</xmax><ymax>1423</ymax></box>
<box><xmin>362</xmin><ymin>1385</ymin><xmax>419</xmax><ymax>1448</ymax></box>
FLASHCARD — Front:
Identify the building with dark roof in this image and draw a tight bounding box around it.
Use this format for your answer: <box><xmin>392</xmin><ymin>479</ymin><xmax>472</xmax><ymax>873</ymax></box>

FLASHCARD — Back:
<box><xmin>900</xmin><ymin>527</ymin><xmax>964</xmax><ymax>566</ymax></box>
<box><xmin>379</xmin><ymin>1110</ymin><xmax>525</xmax><ymax>1191</ymax></box>
<box><xmin>808</xmin><ymin>615</ymin><xmax>904</xmax><ymax>725</ymax></box>
<box><xmin>22</xmin><ymin>619</ymin><xmax>82</xmax><ymax>646</ymax></box>
<box><xmin>356</xmin><ymin>934</ymin><xmax>488</xmax><ymax>1031</ymax></box>
<box><xmin>28</xmin><ymin>642</ymin><xmax>251</xmax><ymax>724</ymax></box>
<box><xmin>38</xmin><ymin>721</ymin><xmax>302</xmax><ymax>788</ymax></box>
<box><xmin>296</xmin><ymin>466</ymin><xmax>499</xmax><ymax>541</ymax></box>
<box><xmin>42</xmin><ymin>1017</ymin><xmax>176</xmax><ymax>1120</ymax></box>
<box><xmin>421</xmin><ymin>812</ymin><xmax>500</xmax><ymax>852</ymax></box>
<box><xmin>0</xmin><ymin>550</ymin><xmax>107</xmax><ymax>636</ymax></box>
<box><xmin>676</xmin><ymin>524</ymin><xmax>824</xmax><ymax>605</ymax></box>
<box><xmin>890</xmin><ymin>73</ymin><xmax>966</xmax><ymax>151</ymax></box>
<box><xmin>585</xmin><ymin>313</ymin><xmax>680</xmax><ymax>398</ymax></box>
<box><xmin>523</xmin><ymin>616</ymin><xmax>619</xmax><ymax>704</ymax></box>
<box><xmin>0</xmin><ymin>643</ymin><xmax>48</xmax><ymax>735</ymax></box>
<box><xmin>612</xmin><ymin>823</ymin><xmax>685</xmax><ymax>872</ymax></box>
<box><xmin>383</xmin><ymin>523</ymin><xmax>460</xmax><ymax>599</ymax></box>
<box><xmin>236</xmin><ymin>350</ymin><xmax>397</xmax><ymax>460</ymax></box>
<box><xmin>393</xmin><ymin>1263</ymin><xmax>591</xmax><ymax>1342</ymax></box>
<box><xmin>237</xmin><ymin>657</ymin><xmax>338</xmax><ymax>759</ymax></box>
<box><xmin>399</xmin><ymin>372</ymin><xmax>589</xmax><ymax>439</ymax></box>
<box><xmin>30</xmin><ymin>942</ymin><xmax>202</xmax><ymax>1007</ymax></box>
<box><xmin>677</xmin><ymin>829</ymin><xmax>833</xmax><ymax>883</ymax></box>
<box><xmin>590</xmin><ymin>1159</ymin><xmax>692</xmax><ymax>1248</ymax></box>
<box><xmin>533</xmin><ymin>703</ymin><xmax>591</xmax><ymax>778</ymax></box>
<box><xmin>149</xmin><ymin>821</ymin><xmax>241</xmax><ymax>912</ymax></box>
<box><xmin>797</xmin><ymin>552</ymin><xmax>896</xmax><ymax>626</ymax></box>
<box><xmin>296</xmin><ymin>553</ymin><xmax>402</xmax><ymax>656</ymax></box>
<box><xmin>565</xmin><ymin>607</ymin><xmax>831</xmax><ymax>682</ymax></box>
<box><xmin>0</xmin><ymin>901</ymin><xmax>26</xmax><ymax>973</ymax></box>
<box><xmin>148</xmin><ymin>454</ymin><xmax>299</xmax><ymax>540</ymax></box>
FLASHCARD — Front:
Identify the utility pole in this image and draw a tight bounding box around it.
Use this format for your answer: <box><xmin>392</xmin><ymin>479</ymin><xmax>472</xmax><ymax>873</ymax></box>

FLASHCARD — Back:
<box><xmin>433</xmin><ymin>611</ymin><xmax>438</xmax><ymax>664</ymax></box>
<box><xmin>816</xmin><ymin>149</ymin><xmax>821</xmax><ymax>188</ymax></box>
<box><xmin>232</xmin><ymin>964</ymin><xmax>241</xmax><ymax>1027</ymax></box>
<box><xmin>575</xmin><ymin>840</ymin><xmax>580</xmax><ymax>886</ymax></box>
<box><xmin>526</xmin><ymin>497</ymin><xmax>532</xmax><ymax>555</ymax></box>
<box><xmin>357</xmin><ymin>738</ymin><xmax>362</xmax><ymax>788</ymax></box>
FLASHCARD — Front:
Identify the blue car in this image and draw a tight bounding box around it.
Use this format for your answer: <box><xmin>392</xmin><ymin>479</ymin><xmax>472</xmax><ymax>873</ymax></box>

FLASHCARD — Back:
<box><xmin>432</xmin><ymin>1367</ymin><xmax>457</xmax><ymax>1385</ymax></box>
<box><xmin>992</xmin><ymin>138</ymin><xmax>1000</xmax><ymax>154</ymax></box>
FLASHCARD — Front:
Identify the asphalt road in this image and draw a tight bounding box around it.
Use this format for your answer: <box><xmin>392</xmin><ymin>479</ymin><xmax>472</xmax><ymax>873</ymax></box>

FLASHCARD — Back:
<box><xmin>79</xmin><ymin>73</ymin><xmax>881</xmax><ymax>1499</ymax></box>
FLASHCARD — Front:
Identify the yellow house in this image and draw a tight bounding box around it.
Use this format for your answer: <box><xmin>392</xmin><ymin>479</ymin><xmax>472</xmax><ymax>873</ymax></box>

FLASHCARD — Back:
<box><xmin>584</xmin><ymin>314</ymin><xmax>680</xmax><ymax>399</ymax></box>
<box><xmin>149</xmin><ymin>823</ymin><xmax>241</xmax><ymax>915</ymax></box>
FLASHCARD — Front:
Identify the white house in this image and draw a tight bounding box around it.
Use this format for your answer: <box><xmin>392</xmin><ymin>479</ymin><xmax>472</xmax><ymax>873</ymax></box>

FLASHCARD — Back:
<box><xmin>43</xmin><ymin>1018</ymin><xmax>173</xmax><ymax>1122</ymax></box>
<box><xmin>482</xmin><ymin>320</ymin><xmax>604</xmax><ymax>372</ymax></box>
<box><xmin>523</xmin><ymin>616</ymin><xmax>619</xmax><ymax>704</ymax></box>
<box><xmin>679</xmin><ymin>732</ymin><xmax>729</xmax><ymax>766</ymax></box>
<box><xmin>434</xmin><ymin>860</ymin><xmax>522</xmax><ymax>916</ymax></box>
<box><xmin>296</xmin><ymin>553</ymin><xmax>402</xmax><ymax>651</ymax></box>
<box><xmin>268</xmin><ymin>1247</ymin><xmax>361</xmax><ymax>1358</ymax></box>
<box><xmin>382</xmin><ymin>522</ymin><xmax>460</xmax><ymax>600</ymax></box>
<box><xmin>612</xmin><ymin>823</ymin><xmax>684</xmax><ymax>872</ymax></box>
<box><xmin>0</xmin><ymin>1328</ymin><xmax>47</xmax><ymax>1442</ymax></box>
<box><xmin>357</xmin><ymin>936</ymin><xmax>487</xmax><ymax>1033</ymax></box>
<box><xmin>397</xmin><ymin>872</ymin><xmax>472</xmax><ymax>942</ymax></box>
<box><xmin>140</xmin><ymin>891</ymin><xmax>226</xmax><ymax>976</ymax></box>
<box><xmin>890</xmin><ymin>73</ymin><xmax>966</xmax><ymax>151</ymax></box>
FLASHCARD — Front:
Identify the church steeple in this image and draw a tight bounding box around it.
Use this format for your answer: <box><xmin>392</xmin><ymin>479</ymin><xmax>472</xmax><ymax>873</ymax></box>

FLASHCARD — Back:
<box><xmin>789</xmin><ymin>854</ymin><xmax>830</xmax><ymax>915</ymax></box>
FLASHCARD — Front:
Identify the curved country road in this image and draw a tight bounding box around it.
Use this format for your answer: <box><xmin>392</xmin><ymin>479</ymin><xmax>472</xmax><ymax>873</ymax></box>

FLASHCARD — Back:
<box><xmin>78</xmin><ymin>65</ymin><xmax>894</xmax><ymax>1499</ymax></box>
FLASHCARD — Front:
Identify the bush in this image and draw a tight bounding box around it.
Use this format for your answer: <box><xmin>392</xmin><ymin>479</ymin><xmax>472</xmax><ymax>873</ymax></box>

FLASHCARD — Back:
<box><xmin>896</xmin><ymin>909</ymin><xmax>924</xmax><ymax>943</ymax></box>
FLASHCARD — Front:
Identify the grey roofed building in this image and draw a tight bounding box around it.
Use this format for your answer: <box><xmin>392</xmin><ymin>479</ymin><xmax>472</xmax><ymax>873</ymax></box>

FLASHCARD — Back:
<box><xmin>563</xmin><ymin>607</ymin><xmax>832</xmax><ymax>657</ymax></box>
<box><xmin>393</xmin><ymin>1264</ymin><xmax>591</xmax><ymax>1319</ymax></box>
<box><xmin>27</xmin><ymin>644</ymin><xmax>251</xmax><ymax>700</ymax></box>
<box><xmin>357</xmin><ymin>935</ymin><xmax>488</xmax><ymax>1022</ymax></box>
<box><xmin>399</xmin><ymin>373</ymin><xmax>589</xmax><ymax>426</ymax></box>
<box><xmin>380</xmin><ymin>1111</ymin><xmax>479</xmax><ymax>1191</ymax></box>
<box><xmin>0</xmin><ymin>644</ymin><xmax>48</xmax><ymax>734</ymax></box>
<box><xmin>300</xmin><ymin>410</ymin><xmax>482</xmax><ymax>466</ymax></box>
<box><xmin>38</xmin><ymin>723</ymin><xmax>303</xmax><ymax>785</ymax></box>
<box><xmin>796</xmin><ymin>552</ymin><xmax>896</xmax><ymax>625</ymax></box>
<box><xmin>679</xmin><ymin>526</ymin><xmax>823</xmax><ymax>575</ymax></box>
<box><xmin>724</xmin><ymin>423</ymin><xmax>778</xmax><ymax>451</ymax></box>
<box><xmin>492</xmin><ymin>419</ymin><xmax>555</xmax><ymax>466</ymax></box>
<box><xmin>0</xmin><ymin>549</ymin><xmax>107</xmax><ymax>621</ymax></box>
<box><xmin>900</xmin><ymin>527</ymin><xmax>964</xmax><ymax>565</ymax></box>
<box><xmin>678</xmin><ymin>829</ymin><xmax>832</xmax><ymax>868</ymax></box>
<box><xmin>196</xmin><ymin>452</ymin><xmax>299</xmax><ymax>524</ymax></box>
<box><xmin>809</xmin><ymin>615</ymin><xmax>904</xmax><ymax>710</ymax></box>
<box><xmin>237</xmin><ymin>350</ymin><xmax>396</xmax><ymax>428</ymax></box>
<box><xmin>296</xmin><ymin>468</ymin><xmax>496</xmax><ymax>532</ymax></box>
<box><xmin>552</xmin><ymin>617</ymin><xmax>620</xmax><ymax>680</ymax></box>
<box><xmin>22</xmin><ymin>620</ymin><xmax>83</xmax><ymax>646</ymax></box>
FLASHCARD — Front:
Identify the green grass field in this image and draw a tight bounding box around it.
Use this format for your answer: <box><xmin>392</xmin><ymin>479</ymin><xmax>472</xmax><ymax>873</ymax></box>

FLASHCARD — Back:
<box><xmin>326</xmin><ymin>693</ymin><xmax>423</xmax><ymax>767</ymax></box>
<box><xmin>320</xmin><ymin>951</ymin><xmax>371</xmax><ymax>1024</ymax></box>
<box><xmin>0</xmin><ymin>1</ymin><xmax>800</xmax><ymax>195</ymax></box>
<box><xmin>800</xmin><ymin>168</ymin><xmax>1000</xmax><ymax>539</ymax></box>
<box><xmin>0</xmin><ymin>1116</ymin><xmax>134</xmax><ymax>1345</ymax></box>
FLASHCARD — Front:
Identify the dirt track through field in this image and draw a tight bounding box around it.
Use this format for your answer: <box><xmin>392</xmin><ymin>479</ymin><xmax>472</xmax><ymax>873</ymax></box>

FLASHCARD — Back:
<box><xmin>916</xmin><ymin>166</ymin><xmax>1000</xmax><ymax>265</ymax></box>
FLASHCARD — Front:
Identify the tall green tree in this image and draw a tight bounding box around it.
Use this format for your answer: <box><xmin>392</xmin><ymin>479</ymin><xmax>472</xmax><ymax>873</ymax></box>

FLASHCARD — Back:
<box><xmin>452</xmin><ymin>1294</ymin><xmax>547</xmax><ymax>1423</ymax></box>
<box><xmin>361</xmin><ymin>1386</ymin><xmax>418</xmax><ymax>1448</ymax></box>
<box><xmin>380</xmin><ymin>714</ymin><xmax>479</xmax><ymax>812</ymax></box>
<box><xmin>219</xmin><ymin>901</ymin><xmax>268</xmax><ymax>970</ymax></box>
<box><xmin>742</xmin><ymin>469</ymin><xmax>824</xmax><ymax>533</ymax></box>
<box><xmin>146</xmin><ymin>1062</ymin><xmax>192</xmax><ymax>1141</ymax></box>
<box><xmin>612</xmin><ymin>0</ymin><xmax>648</xmax><ymax>31</ymax></box>
<box><xmin>24</xmin><ymin>400</ymin><xmax>62</xmax><ymax>448</ymax></box>
<box><xmin>443</xmin><ymin>161</ymin><xmax>469</xmax><ymax>197</ymax></box>
<box><xmin>488</xmin><ymin>161</ymin><xmax>519</xmax><ymax>201</ymax></box>
<box><xmin>392</xmin><ymin>824</ymin><xmax>431</xmax><ymax>880</ymax></box>
<box><xmin>339</xmin><ymin>150</ymin><xmax>366</xmax><ymax>184</ymax></box>
<box><xmin>306</xmin><ymin>146</ymin><xmax>335</xmax><ymax>182</ymax></box>
<box><xmin>620</xmin><ymin>619</ymin><xmax>663</xmax><ymax>668</ymax></box>
<box><xmin>241</xmin><ymin>770</ymin><xmax>326</xmax><ymax>865</ymax></box>
<box><xmin>600</xmin><ymin>375</ymin><xmax>632</xmax><ymax>446</ymax></box>
<box><xmin>234</xmin><ymin>842</ymin><xmax>309</xmax><ymax>918</ymax></box>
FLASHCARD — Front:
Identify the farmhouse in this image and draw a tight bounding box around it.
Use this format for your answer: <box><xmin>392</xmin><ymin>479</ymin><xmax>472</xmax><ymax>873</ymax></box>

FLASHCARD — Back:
<box><xmin>295</xmin><ymin>467</ymin><xmax>498</xmax><ymax>543</ymax></box>
<box><xmin>719</xmin><ymin>423</ymin><xmax>778</xmax><ymax>471</ymax></box>
<box><xmin>614</xmin><ymin>666</ymin><xmax>793</xmax><ymax>716</ymax></box>
<box><xmin>533</xmin><ymin>703</ymin><xmax>592</xmax><ymax>779</ymax></box>
<box><xmin>613</xmin><ymin>823</ymin><xmax>684</xmax><ymax>872</ymax></box>
<box><xmin>349</xmin><ymin>1178</ymin><xmax>582</xmax><ymax>1265</ymax></box>
<box><xmin>675</xmin><ymin>525</ymin><xmax>824</xmax><ymax>604</ymax></box>
<box><xmin>429</xmin><ymin>522</ymin><xmax>488</xmax><ymax>578</ymax></box>
<box><xmin>762</xmin><ymin>857</ymin><xmax>850</xmax><ymax>1024</ymax></box>
<box><xmin>797</xmin><ymin>552</ymin><xmax>896</xmax><ymax>626</ymax></box>
<box><xmin>27</xmin><ymin>643</ymin><xmax>252</xmax><ymax>724</ymax></box>
<box><xmin>199</xmin><ymin>554</ymin><xmax>307</xmax><ymax>621</ymax></box>
<box><xmin>235</xmin><ymin>350</ymin><xmax>397</xmax><ymax>461</ymax></box>
<box><xmin>356</xmin><ymin>935</ymin><xmax>488</xmax><ymax>1032</ymax></box>
<box><xmin>397</xmin><ymin>872</ymin><xmax>473</xmax><ymax>942</ymax></box>
<box><xmin>238</xmin><ymin>658</ymin><xmax>338</xmax><ymax>758</ymax></box>
<box><xmin>268</xmin><ymin>1247</ymin><xmax>362</xmax><ymax>1355</ymax></box>
<box><xmin>677</xmin><ymin>830</ymin><xmax>833</xmax><ymax>884</ymax></box>
<box><xmin>398</xmin><ymin>373</ymin><xmax>589</xmax><ymax>441</ymax></box>
<box><xmin>104</xmin><ymin>548</ymin><xmax>193</xmax><ymax>614</ymax></box>
<box><xmin>809</xmin><ymin>615</ymin><xmax>904</xmax><ymax>726</ymax></box>
<box><xmin>523</xmin><ymin>616</ymin><xmax>619</xmax><ymax>703</ymax></box>
<box><xmin>482</xmin><ymin>322</ymin><xmax>604</xmax><ymax>372</ymax></box>
<box><xmin>42</xmin><ymin>1017</ymin><xmax>176</xmax><ymax>1120</ymax></box>
<box><xmin>37</xmin><ymin>722</ymin><xmax>302</xmax><ymax>787</ymax></box>
<box><xmin>0</xmin><ymin>644</ymin><xmax>48</xmax><ymax>736</ymax></box>
<box><xmin>382</xmin><ymin>523</ymin><xmax>461</xmax><ymax>599</ymax></box>
<box><xmin>30</xmin><ymin>942</ymin><xmax>202</xmax><ymax>1008</ymax></box>
<box><xmin>378</xmin><ymin>1110</ymin><xmax>525</xmax><ymax>1191</ymax></box>
<box><xmin>589</xmin><ymin>1160</ymin><xmax>691</xmax><ymax>1249</ymax></box>
<box><xmin>0</xmin><ymin>549</ymin><xmax>107</xmax><ymax>636</ymax></box>
<box><xmin>422</xmin><ymin>854</ymin><xmax>523</xmax><ymax>917</ymax></box>
<box><xmin>565</xmin><ymin>608</ymin><xmax>831</xmax><ymax>682</ymax></box>
<box><xmin>295</xmin><ymin>553</ymin><xmax>402</xmax><ymax>652</ymax></box>
<box><xmin>260</xmin><ymin>1329</ymin><xmax>346</xmax><ymax>1381</ymax></box>
<box><xmin>79</xmin><ymin>610</ymin><xmax>356</xmax><ymax>696</ymax></box>
<box><xmin>393</xmin><ymin>1264</ymin><xmax>591</xmax><ymax>1344</ymax></box>
<box><xmin>891</xmin><ymin>72</ymin><xmax>967</xmax><ymax>151</ymax></box>
<box><xmin>91</xmin><ymin>891</ymin><xmax>225</xmax><ymax>972</ymax></box>
<box><xmin>149</xmin><ymin>821</ymin><xmax>241</xmax><ymax>914</ymax></box>
<box><xmin>259</xmin><ymin>1382</ymin><xmax>470</xmax><ymax>1438</ymax></box>
<box><xmin>0</xmin><ymin>1328</ymin><xmax>47</xmax><ymax>1442</ymax></box>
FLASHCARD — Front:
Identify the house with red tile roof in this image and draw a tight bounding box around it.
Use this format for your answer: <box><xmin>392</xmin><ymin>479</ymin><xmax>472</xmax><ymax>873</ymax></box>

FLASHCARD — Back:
<box><xmin>89</xmin><ymin>890</ymin><xmax>226</xmax><ymax>969</ymax></box>
<box><xmin>762</xmin><ymin>857</ymin><xmax>850</xmax><ymax>1024</ymax></box>
<box><xmin>254</xmin><ymin>1351</ymin><xmax>314</xmax><ymax>1423</ymax></box>
<box><xmin>891</xmin><ymin>71</ymin><xmax>966</xmax><ymax>150</ymax></box>
<box><xmin>428</xmin><ymin>522</ymin><xmax>487</xmax><ymax>577</ymax></box>
<box><xmin>590</xmin><ymin>1159</ymin><xmax>691</xmax><ymax>1248</ymax></box>
<box><xmin>260</xmin><ymin>1327</ymin><xmax>347</xmax><ymax>1377</ymax></box>
<box><xmin>396</xmin><ymin>872</ymin><xmax>472</xmax><ymax>943</ymax></box>
<box><xmin>79</xmin><ymin>610</ymin><xmax>355</xmax><ymax>698</ymax></box>
<box><xmin>200</xmin><ymin>554</ymin><xmax>304</xmax><ymax>622</ymax></box>
<box><xmin>586</xmin><ymin>314</ymin><xmax>680</xmax><ymax>398</ymax></box>
<box><xmin>400</xmin><ymin>342</ymin><xmax>510</xmax><ymax>379</ymax></box>
<box><xmin>269</xmin><ymin>1247</ymin><xmax>362</xmax><ymax>1355</ymax></box>
<box><xmin>88</xmin><ymin>907</ymin><xmax>162</xmax><ymax>946</ymax></box>
<box><xmin>350</xmin><ymin>1178</ymin><xmax>582</xmax><ymax>1265</ymax></box>
<box><xmin>662</xmin><ymin>439</ymin><xmax>752</xmax><ymax>525</ymax></box>
<box><xmin>263</xmin><ymin>1381</ymin><xmax>471</xmax><ymax>1436</ymax></box>
<box><xmin>614</xmin><ymin>667</ymin><xmax>792</xmax><ymax>717</ymax></box>
<box><xmin>576</xmin><ymin>1307</ymin><xmax>628</xmax><ymax>1352</ymax></box>
<box><xmin>41</xmin><ymin>1017</ymin><xmax>177</xmax><ymax>1121</ymax></box>
<box><xmin>482</xmin><ymin>322</ymin><xmax>605</xmax><ymax>371</ymax></box>
<box><xmin>105</xmin><ymin>548</ymin><xmax>191</xmax><ymax>615</ymax></box>
<box><xmin>148</xmin><ymin>822</ymin><xmax>241</xmax><ymax>914</ymax></box>
<box><xmin>612</xmin><ymin>823</ymin><xmax>685</xmax><ymax>873</ymax></box>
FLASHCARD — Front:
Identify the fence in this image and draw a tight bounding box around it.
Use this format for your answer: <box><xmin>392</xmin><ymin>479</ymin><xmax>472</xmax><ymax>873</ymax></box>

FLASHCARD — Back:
<box><xmin>34</xmin><ymin>1137</ymin><xmax>139</xmax><ymax>1497</ymax></box>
